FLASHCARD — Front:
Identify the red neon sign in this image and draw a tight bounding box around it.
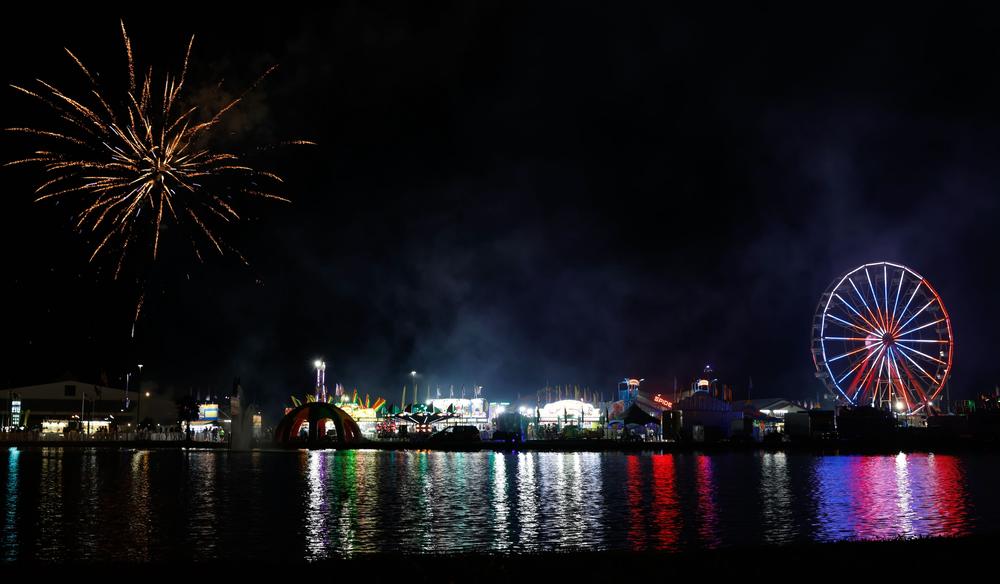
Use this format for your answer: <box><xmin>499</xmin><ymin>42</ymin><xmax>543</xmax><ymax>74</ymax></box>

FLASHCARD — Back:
<box><xmin>653</xmin><ymin>394</ymin><xmax>673</xmax><ymax>409</ymax></box>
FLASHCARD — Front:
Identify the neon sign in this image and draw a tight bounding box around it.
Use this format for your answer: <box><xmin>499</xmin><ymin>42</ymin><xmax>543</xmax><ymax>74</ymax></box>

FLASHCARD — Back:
<box><xmin>653</xmin><ymin>394</ymin><xmax>673</xmax><ymax>409</ymax></box>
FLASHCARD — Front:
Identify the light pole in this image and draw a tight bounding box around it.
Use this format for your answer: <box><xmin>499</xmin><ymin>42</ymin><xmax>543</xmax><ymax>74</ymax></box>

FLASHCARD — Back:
<box><xmin>136</xmin><ymin>363</ymin><xmax>144</xmax><ymax>433</ymax></box>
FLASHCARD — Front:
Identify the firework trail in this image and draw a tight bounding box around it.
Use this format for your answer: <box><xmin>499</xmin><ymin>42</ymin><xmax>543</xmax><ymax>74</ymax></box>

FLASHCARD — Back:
<box><xmin>6</xmin><ymin>20</ymin><xmax>312</xmax><ymax>279</ymax></box>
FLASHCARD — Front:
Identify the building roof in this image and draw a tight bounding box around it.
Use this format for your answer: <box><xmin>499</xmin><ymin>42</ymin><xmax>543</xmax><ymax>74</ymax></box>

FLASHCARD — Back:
<box><xmin>3</xmin><ymin>380</ymin><xmax>127</xmax><ymax>394</ymax></box>
<box><xmin>747</xmin><ymin>398</ymin><xmax>807</xmax><ymax>412</ymax></box>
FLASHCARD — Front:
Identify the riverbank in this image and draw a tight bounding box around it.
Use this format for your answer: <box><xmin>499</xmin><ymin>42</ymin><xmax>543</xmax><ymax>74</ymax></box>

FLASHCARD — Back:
<box><xmin>3</xmin><ymin>435</ymin><xmax>999</xmax><ymax>454</ymax></box>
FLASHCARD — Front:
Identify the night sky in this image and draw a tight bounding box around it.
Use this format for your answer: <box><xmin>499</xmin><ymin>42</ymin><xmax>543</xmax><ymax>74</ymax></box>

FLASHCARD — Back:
<box><xmin>3</xmin><ymin>5</ymin><xmax>1000</xmax><ymax>414</ymax></box>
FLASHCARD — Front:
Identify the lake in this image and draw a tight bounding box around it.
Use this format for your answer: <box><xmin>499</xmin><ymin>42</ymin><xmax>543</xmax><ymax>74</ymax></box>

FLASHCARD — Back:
<box><xmin>2</xmin><ymin>447</ymin><xmax>997</xmax><ymax>561</ymax></box>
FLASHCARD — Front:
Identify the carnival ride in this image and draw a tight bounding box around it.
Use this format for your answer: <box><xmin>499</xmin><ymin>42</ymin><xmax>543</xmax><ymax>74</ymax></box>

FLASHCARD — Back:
<box><xmin>273</xmin><ymin>402</ymin><xmax>365</xmax><ymax>446</ymax></box>
<box><xmin>811</xmin><ymin>262</ymin><xmax>953</xmax><ymax>414</ymax></box>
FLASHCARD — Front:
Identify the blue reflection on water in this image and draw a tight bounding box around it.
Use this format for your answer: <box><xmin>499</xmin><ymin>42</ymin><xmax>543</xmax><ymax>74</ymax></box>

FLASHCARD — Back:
<box><xmin>3</xmin><ymin>447</ymin><xmax>18</xmax><ymax>561</ymax></box>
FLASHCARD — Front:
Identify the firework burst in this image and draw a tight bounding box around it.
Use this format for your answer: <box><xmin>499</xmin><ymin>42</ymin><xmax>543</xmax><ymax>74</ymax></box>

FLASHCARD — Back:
<box><xmin>6</xmin><ymin>20</ymin><xmax>312</xmax><ymax>278</ymax></box>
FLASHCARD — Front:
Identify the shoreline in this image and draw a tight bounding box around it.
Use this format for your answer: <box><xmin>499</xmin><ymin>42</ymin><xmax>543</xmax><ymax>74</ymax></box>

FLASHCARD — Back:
<box><xmin>3</xmin><ymin>436</ymin><xmax>999</xmax><ymax>454</ymax></box>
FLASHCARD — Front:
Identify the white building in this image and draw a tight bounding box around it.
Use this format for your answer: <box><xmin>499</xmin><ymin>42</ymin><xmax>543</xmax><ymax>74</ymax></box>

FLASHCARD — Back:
<box><xmin>0</xmin><ymin>380</ymin><xmax>174</xmax><ymax>433</ymax></box>
<box><xmin>536</xmin><ymin>399</ymin><xmax>602</xmax><ymax>427</ymax></box>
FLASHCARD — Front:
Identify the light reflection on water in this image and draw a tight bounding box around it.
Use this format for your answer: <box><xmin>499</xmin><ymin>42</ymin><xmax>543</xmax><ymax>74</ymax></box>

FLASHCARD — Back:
<box><xmin>812</xmin><ymin>453</ymin><xmax>972</xmax><ymax>542</ymax></box>
<box><xmin>759</xmin><ymin>452</ymin><xmax>793</xmax><ymax>544</ymax></box>
<box><xmin>0</xmin><ymin>449</ymin><xmax>992</xmax><ymax>561</ymax></box>
<box><xmin>3</xmin><ymin>448</ymin><xmax>18</xmax><ymax>561</ymax></box>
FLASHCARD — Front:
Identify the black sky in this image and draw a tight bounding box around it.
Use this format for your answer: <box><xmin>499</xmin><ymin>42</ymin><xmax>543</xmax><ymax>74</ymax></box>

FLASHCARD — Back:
<box><xmin>3</xmin><ymin>4</ymin><xmax>1000</xmax><ymax>414</ymax></box>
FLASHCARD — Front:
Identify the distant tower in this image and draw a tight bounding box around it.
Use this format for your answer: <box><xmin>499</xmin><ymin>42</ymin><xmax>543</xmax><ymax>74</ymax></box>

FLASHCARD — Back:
<box><xmin>693</xmin><ymin>364</ymin><xmax>719</xmax><ymax>395</ymax></box>
<box><xmin>313</xmin><ymin>360</ymin><xmax>327</xmax><ymax>402</ymax></box>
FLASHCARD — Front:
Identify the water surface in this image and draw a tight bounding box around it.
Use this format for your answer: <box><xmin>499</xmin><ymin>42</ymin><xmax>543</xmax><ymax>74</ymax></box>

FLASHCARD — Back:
<box><xmin>1</xmin><ymin>447</ymin><xmax>996</xmax><ymax>561</ymax></box>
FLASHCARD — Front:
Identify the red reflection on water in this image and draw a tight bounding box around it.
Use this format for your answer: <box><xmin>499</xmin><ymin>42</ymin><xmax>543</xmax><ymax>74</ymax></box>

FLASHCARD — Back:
<box><xmin>928</xmin><ymin>454</ymin><xmax>969</xmax><ymax>537</ymax></box>
<box><xmin>695</xmin><ymin>455</ymin><xmax>720</xmax><ymax>548</ymax></box>
<box><xmin>651</xmin><ymin>454</ymin><xmax>679</xmax><ymax>550</ymax></box>
<box><xmin>626</xmin><ymin>455</ymin><xmax>645</xmax><ymax>551</ymax></box>
<box><xmin>815</xmin><ymin>454</ymin><xmax>970</xmax><ymax>541</ymax></box>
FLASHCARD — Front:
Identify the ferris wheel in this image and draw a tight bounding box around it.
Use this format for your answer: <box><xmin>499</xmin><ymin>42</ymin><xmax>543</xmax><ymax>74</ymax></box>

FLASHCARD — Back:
<box><xmin>811</xmin><ymin>262</ymin><xmax>953</xmax><ymax>414</ymax></box>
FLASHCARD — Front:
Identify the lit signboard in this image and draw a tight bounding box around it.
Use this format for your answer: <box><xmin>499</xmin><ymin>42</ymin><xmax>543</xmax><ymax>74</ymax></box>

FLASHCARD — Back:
<box><xmin>11</xmin><ymin>400</ymin><xmax>21</xmax><ymax>426</ymax></box>
<box><xmin>653</xmin><ymin>394</ymin><xmax>673</xmax><ymax>409</ymax></box>
<box><xmin>198</xmin><ymin>404</ymin><xmax>219</xmax><ymax>421</ymax></box>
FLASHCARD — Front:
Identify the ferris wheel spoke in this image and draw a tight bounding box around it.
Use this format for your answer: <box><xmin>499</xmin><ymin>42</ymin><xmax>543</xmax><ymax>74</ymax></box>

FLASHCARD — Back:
<box><xmin>890</xmin><ymin>267</ymin><xmax>905</xmax><ymax>330</ymax></box>
<box><xmin>896</xmin><ymin>318</ymin><xmax>946</xmax><ymax>339</ymax></box>
<box><xmin>839</xmin><ymin>347</ymin><xmax>877</xmax><ymax>401</ymax></box>
<box><xmin>828</xmin><ymin>344</ymin><xmax>874</xmax><ymax>363</ymax></box>
<box><xmin>857</xmin><ymin>349</ymin><xmax>887</xmax><ymax>403</ymax></box>
<box><xmin>848</xmin><ymin>344</ymin><xmax>886</xmax><ymax>401</ymax></box>
<box><xmin>895</xmin><ymin>342</ymin><xmax>948</xmax><ymax>367</ymax></box>
<box><xmin>883</xmin><ymin>265</ymin><xmax>890</xmax><ymax>330</ymax></box>
<box><xmin>887</xmin><ymin>349</ymin><xmax>914</xmax><ymax>410</ymax></box>
<box><xmin>893</xmin><ymin>280</ymin><xmax>924</xmax><ymax>334</ymax></box>
<box><xmin>836</xmin><ymin>344</ymin><xmax>881</xmax><ymax>385</ymax></box>
<box><xmin>894</xmin><ymin>298</ymin><xmax>937</xmax><ymax>336</ymax></box>
<box><xmin>894</xmin><ymin>350</ymin><xmax>930</xmax><ymax>404</ymax></box>
<box><xmin>849</xmin><ymin>278</ymin><xmax>885</xmax><ymax>334</ymax></box>
<box><xmin>865</xmin><ymin>267</ymin><xmax>887</xmax><ymax>332</ymax></box>
<box><xmin>833</xmin><ymin>293</ymin><xmax>883</xmax><ymax>337</ymax></box>
<box><xmin>871</xmin><ymin>352</ymin><xmax>888</xmax><ymax>406</ymax></box>
<box><xmin>895</xmin><ymin>345</ymin><xmax>941</xmax><ymax>387</ymax></box>
<box><xmin>826</xmin><ymin>313</ymin><xmax>881</xmax><ymax>339</ymax></box>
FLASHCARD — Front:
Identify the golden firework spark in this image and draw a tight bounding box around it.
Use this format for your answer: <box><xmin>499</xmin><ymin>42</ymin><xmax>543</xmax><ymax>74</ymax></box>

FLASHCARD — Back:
<box><xmin>7</xmin><ymin>20</ymin><xmax>312</xmax><ymax>277</ymax></box>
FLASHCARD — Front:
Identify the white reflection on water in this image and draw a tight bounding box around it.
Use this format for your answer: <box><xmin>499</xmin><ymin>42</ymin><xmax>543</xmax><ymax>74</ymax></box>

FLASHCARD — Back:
<box><xmin>575</xmin><ymin>453</ymin><xmax>604</xmax><ymax>550</ymax></box>
<box><xmin>37</xmin><ymin>449</ymin><xmax>64</xmax><ymax>561</ymax></box>
<box><xmin>895</xmin><ymin>452</ymin><xmax>915</xmax><ymax>537</ymax></box>
<box><xmin>127</xmin><ymin>450</ymin><xmax>151</xmax><ymax>561</ymax></box>
<box><xmin>77</xmin><ymin>452</ymin><xmax>98</xmax><ymax>560</ymax></box>
<box><xmin>3</xmin><ymin>447</ymin><xmax>19</xmax><ymax>561</ymax></box>
<box><xmin>538</xmin><ymin>454</ymin><xmax>568</xmax><ymax>550</ymax></box>
<box><xmin>529</xmin><ymin>452</ymin><xmax>605</xmax><ymax>551</ymax></box>
<box><xmin>305</xmin><ymin>450</ymin><xmax>331</xmax><ymax>560</ymax></box>
<box><xmin>516</xmin><ymin>452</ymin><xmax>538</xmax><ymax>550</ymax></box>
<box><xmin>492</xmin><ymin>452</ymin><xmax>510</xmax><ymax>550</ymax></box>
<box><xmin>418</xmin><ymin>452</ymin><xmax>436</xmax><ymax>552</ymax></box>
<box><xmin>759</xmin><ymin>452</ymin><xmax>793</xmax><ymax>545</ymax></box>
<box><xmin>187</xmin><ymin>451</ymin><xmax>218</xmax><ymax>560</ymax></box>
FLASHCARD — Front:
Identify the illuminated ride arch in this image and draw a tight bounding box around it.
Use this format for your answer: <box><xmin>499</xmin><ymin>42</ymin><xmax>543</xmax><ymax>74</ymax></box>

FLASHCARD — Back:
<box><xmin>811</xmin><ymin>261</ymin><xmax>953</xmax><ymax>414</ymax></box>
<box><xmin>274</xmin><ymin>402</ymin><xmax>365</xmax><ymax>447</ymax></box>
